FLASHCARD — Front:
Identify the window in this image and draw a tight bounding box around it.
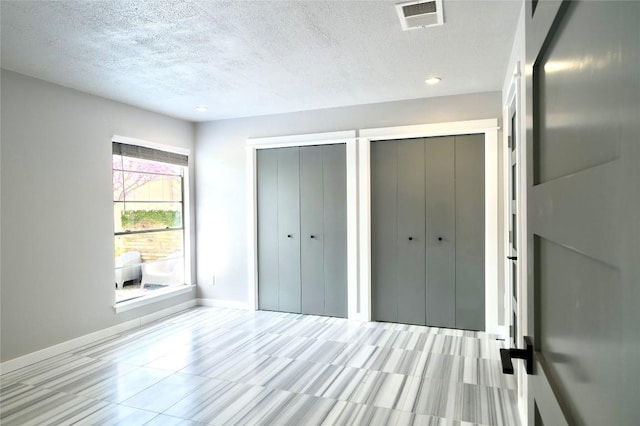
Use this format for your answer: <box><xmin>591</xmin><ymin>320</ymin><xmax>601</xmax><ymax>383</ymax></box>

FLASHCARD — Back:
<box><xmin>113</xmin><ymin>142</ymin><xmax>188</xmax><ymax>304</ymax></box>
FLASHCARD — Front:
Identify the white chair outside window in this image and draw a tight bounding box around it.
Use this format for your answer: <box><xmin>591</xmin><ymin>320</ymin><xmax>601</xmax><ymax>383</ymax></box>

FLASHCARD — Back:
<box><xmin>141</xmin><ymin>252</ymin><xmax>184</xmax><ymax>289</ymax></box>
<box><xmin>115</xmin><ymin>251</ymin><xmax>142</xmax><ymax>289</ymax></box>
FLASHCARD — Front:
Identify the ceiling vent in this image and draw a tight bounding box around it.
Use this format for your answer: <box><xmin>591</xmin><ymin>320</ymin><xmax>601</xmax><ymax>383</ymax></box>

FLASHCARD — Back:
<box><xmin>396</xmin><ymin>0</ymin><xmax>444</xmax><ymax>30</ymax></box>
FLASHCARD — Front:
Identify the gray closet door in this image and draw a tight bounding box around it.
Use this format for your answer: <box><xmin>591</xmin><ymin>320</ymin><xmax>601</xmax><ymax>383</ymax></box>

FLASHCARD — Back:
<box><xmin>257</xmin><ymin>149</ymin><xmax>280</xmax><ymax>311</ymax></box>
<box><xmin>425</xmin><ymin>136</ymin><xmax>456</xmax><ymax>328</ymax></box>
<box><xmin>300</xmin><ymin>146</ymin><xmax>325</xmax><ymax>316</ymax></box>
<box><xmin>322</xmin><ymin>144</ymin><xmax>347</xmax><ymax>318</ymax></box>
<box><xmin>397</xmin><ymin>139</ymin><xmax>427</xmax><ymax>325</ymax></box>
<box><xmin>276</xmin><ymin>147</ymin><xmax>301</xmax><ymax>313</ymax></box>
<box><xmin>371</xmin><ymin>140</ymin><xmax>399</xmax><ymax>323</ymax></box>
<box><xmin>455</xmin><ymin>134</ymin><xmax>485</xmax><ymax>330</ymax></box>
<box><xmin>259</xmin><ymin>144</ymin><xmax>347</xmax><ymax>318</ymax></box>
<box><xmin>371</xmin><ymin>135</ymin><xmax>485</xmax><ymax>330</ymax></box>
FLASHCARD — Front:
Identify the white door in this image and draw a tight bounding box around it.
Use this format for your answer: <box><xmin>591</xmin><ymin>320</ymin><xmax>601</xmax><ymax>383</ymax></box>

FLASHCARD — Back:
<box><xmin>505</xmin><ymin>70</ymin><xmax>527</xmax><ymax>417</ymax></box>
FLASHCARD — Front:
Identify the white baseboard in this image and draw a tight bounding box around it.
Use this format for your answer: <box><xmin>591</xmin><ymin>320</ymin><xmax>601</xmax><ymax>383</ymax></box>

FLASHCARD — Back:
<box><xmin>0</xmin><ymin>299</ymin><xmax>196</xmax><ymax>375</ymax></box>
<box><xmin>1</xmin><ymin>298</ymin><xmax>508</xmax><ymax>375</ymax></box>
<box><xmin>196</xmin><ymin>298</ymin><xmax>252</xmax><ymax>311</ymax></box>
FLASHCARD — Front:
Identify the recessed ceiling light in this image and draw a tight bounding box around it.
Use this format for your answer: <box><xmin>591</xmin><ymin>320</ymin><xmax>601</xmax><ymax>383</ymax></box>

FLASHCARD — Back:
<box><xmin>425</xmin><ymin>77</ymin><xmax>441</xmax><ymax>85</ymax></box>
<box><xmin>195</xmin><ymin>106</ymin><xmax>208</xmax><ymax>112</ymax></box>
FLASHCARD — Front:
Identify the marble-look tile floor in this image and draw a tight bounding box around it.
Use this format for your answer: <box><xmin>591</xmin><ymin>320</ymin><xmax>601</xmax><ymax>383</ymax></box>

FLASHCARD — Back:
<box><xmin>0</xmin><ymin>307</ymin><xmax>520</xmax><ymax>426</ymax></box>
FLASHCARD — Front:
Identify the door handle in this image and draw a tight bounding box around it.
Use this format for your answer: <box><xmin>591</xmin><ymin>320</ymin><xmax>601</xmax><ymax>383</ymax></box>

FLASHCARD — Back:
<box><xmin>310</xmin><ymin>235</ymin><xmax>316</xmax><ymax>239</ymax></box>
<box><xmin>500</xmin><ymin>336</ymin><xmax>533</xmax><ymax>375</ymax></box>
<box><xmin>438</xmin><ymin>237</ymin><xmax>443</xmax><ymax>241</ymax></box>
<box><xmin>507</xmin><ymin>256</ymin><xmax>518</xmax><ymax>260</ymax></box>
<box><xmin>408</xmin><ymin>237</ymin><xmax>413</xmax><ymax>241</ymax></box>
<box><xmin>287</xmin><ymin>234</ymin><xmax>293</xmax><ymax>238</ymax></box>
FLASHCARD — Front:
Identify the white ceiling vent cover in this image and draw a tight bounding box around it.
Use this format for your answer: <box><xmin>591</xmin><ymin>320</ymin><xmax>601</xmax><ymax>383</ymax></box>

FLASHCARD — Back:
<box><xmin>396</xmin><ymin>0</ymin><xmax>444</xmax><ymax>30</ymax></box>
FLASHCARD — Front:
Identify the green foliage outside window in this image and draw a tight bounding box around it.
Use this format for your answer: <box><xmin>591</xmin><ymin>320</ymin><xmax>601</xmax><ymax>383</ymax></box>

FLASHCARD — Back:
<box><xmin>121</xmin><ymin>210</ymin><xmax>182</xmax><ymax>229</ymax></box>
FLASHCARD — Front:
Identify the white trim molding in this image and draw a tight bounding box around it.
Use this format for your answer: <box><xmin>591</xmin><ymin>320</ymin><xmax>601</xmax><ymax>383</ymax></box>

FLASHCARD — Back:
<box><xmin>1</xmin><ymin>299</ymin><xmax>257</xmax><ymax>375</ymax></box>
<box><xmin>196</xmin><ymin>298</ymin><xmax>251</xmax><ymax>310</ymax></box>
<box><xmin>244</xmin><ymin>121</ymin><xmax>501</xmax><ymax>332</ymax></box>
<box><xmin>0</xmin><ymin>300</ymin><xmax>197</xmax><ymax>375</ymax></box>
<box><xmin>503</xmin><ymin>61</ymin><xmax>522</xmax><ymax>330</ymax></box>
<box><xmin>111</xmin><ymin>134</ymin><xmax>195</xmax><ymax>297</ymax></box>
<box><xmin>504</xmin><ymin>58</ymin><xmax>529</xmax><ymax>421</ymax></box>
<box><xmin>358</xmin><ymin>119</ymin><xmax>501</xmax><ymax>334</ymax></box>
<box><xmin>246</xmin><ymin>130</ymin><xmax>356</xmax><ymax>148</ymax></box>
<box><xmin>114</xmin><ymin>285</ymin><xmax>195</xmax><ymax>313</ymax></box>
<box><xmin>359</xmin><ymin>119</ymin><xmax>500</xmax><ymax>140</ymax></box>
<box><xmin>246</xmin><ymin>130</ymin><xmax>359</xmax><ymax>318</ymax></box>
<box><xmin>112</xmin><ymin>134</ymin><xmax>191</xmax><ymax>156</ymax></box>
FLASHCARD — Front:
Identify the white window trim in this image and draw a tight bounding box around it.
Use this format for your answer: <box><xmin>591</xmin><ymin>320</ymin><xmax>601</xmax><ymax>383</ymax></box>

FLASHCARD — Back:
<box><xmin>114</xmin><ymin>285</ymin><xmax>195</xmax><ymax>313</ymax></box>
<box><xmin>112</xmin><ymin>135</ymin><xmax>190</xmax><ymax>156</ymax></box>
<box><xmin>112</xmin><ymin>135</ymin><xmax>193</xmax><ymax>311</ymax></box>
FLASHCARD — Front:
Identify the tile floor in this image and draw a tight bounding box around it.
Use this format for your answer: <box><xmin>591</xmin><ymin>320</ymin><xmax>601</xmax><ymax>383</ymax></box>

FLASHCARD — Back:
<box><xmin>0</xmin><ymin>307</ymin><xmax>520</xmax><ymax>425</ymax></box>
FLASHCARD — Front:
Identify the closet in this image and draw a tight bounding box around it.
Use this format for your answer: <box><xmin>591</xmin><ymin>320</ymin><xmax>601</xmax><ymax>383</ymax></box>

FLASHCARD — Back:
<box><xmin>371</xmin><ymin>134</ymin><xmax>485</xmax><ymax>330</ymax></box>
<box><xmin>257</xmin><ymin>144</ymin><xmax>347</xmax><ymax>318</ymax></box>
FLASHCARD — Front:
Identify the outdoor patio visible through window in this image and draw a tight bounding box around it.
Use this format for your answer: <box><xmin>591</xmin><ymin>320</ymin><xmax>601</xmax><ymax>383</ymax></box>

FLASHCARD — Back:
<box><xmin>113</xmin><ymin>142</ymin><xmax>188</xmax><ymax>304</ymax></box>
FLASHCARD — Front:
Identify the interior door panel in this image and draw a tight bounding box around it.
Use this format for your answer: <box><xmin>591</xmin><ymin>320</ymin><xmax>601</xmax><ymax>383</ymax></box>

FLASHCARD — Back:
<box><xmin>526</xmin><ymin>1</ymin><xmax>640</xmax><ymax>424</ymax></box>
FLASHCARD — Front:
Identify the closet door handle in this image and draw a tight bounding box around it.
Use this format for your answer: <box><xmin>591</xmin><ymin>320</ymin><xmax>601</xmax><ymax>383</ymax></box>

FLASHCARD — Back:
<box><xmin>310</xmin><ymin>235</ymin><xmax>316</xmax><ymax>239</ymax></box>
<box><xmin>287</xmin><ymin>234</ymin><xmax>293</xmax><ymax>238</ymax></box>
<box><xmin>408</xmin><ymin>237</ymin><xmax>413</xmax><ymax>241</ymax></box>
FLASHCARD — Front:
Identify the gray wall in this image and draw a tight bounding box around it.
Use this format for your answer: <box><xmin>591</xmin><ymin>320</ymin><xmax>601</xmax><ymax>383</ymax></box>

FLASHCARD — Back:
<box><xmin>0</xmin><ymin>70</ymin><xmax>504</xmax><ymax>362</ymax></box>
<box><xmin>195</xmin><ymin>92</ymin><xmax>503</xmax><ymax>306</ymax></box>
<box><xmin>0</xmin><ymin>70</ymin><xmax>196</xmax><ymax>362</ymax></box>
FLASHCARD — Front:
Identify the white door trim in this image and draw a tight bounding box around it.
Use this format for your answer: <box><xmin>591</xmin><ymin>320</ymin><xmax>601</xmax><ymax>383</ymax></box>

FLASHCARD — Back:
<box><xmin>246</xmin><ymin>121</ymin><xmax>500</xmax><ymax>331</ymax></box>
<box><xmin>358</xmin><ymin>119</ymin><xmax>500</xmax><ymax>333</ymax></box>
<box><xmin>246</xmin><ymin>131</ymin><xmax>359</xmax><ymax>319</ymax></box>
<box><xmin>504</xmin><ymin>61</ymin><xmax>529</xmax><ymax>420</ymax></box>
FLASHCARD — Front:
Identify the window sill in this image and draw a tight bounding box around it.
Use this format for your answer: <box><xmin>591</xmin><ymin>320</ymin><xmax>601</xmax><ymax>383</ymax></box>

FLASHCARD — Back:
<box><xmin>114</xmin><ymin>285</ymin><xmax>194</xmax><ymax>313</ymax></box>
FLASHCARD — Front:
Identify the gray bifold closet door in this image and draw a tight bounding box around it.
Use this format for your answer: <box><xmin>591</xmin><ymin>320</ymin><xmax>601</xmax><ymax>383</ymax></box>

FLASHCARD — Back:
<box><xmin>257</xmin><ymin>144</ymin><xmax>347</xmax><ymax>318</ymax></box>
<box><xmin>454</xmin><ymin>135</ymin><xmax>485</xmax><ymax>329</ymax></box>
<box><xmin>396</xmin><ymin>139</ymin><xmax>427</xmax><ymax>325</ymax></box>
<box><xmin>371</xmin><ymin>135</ymin><xmax>485</xmax><ymax>330</ymax></box>
<box><xmin>319</xmin><ymin>145</ymin><xmax>348</xmax><ymax>317</ymax></box>
<box><xmin>371</xmin><ymin>140</ymin><xmax>399</xmax><ymax>323</ymax></box>
<box><xmin>257</xmin><ymin>147</ymin><xmax>301</xmax><ymax>313</ymax></box>
<box><xmin>425</xmin><ymin>137</ymin><xmax>456</xmax><ymax>328</ymax></box>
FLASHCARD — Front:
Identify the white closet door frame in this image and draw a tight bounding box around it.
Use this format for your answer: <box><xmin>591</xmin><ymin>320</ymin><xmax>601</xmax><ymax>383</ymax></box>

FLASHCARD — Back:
<box><xmin>359</xmin><ymin>119</ymin><xmax>500</xmax><ymax>333</ymax></box>
<box><xmin>246</xmin><ymin>131</ymin><xmax>359</xmax><ymax>318</ymax></box>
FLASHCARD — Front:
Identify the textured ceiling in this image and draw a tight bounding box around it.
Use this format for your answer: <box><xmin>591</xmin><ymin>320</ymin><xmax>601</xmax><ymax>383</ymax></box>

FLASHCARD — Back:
<box><xmin>1</xmin><ymin>0</ymin><xmax>521</xmax><ymax>122</ymax></box>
